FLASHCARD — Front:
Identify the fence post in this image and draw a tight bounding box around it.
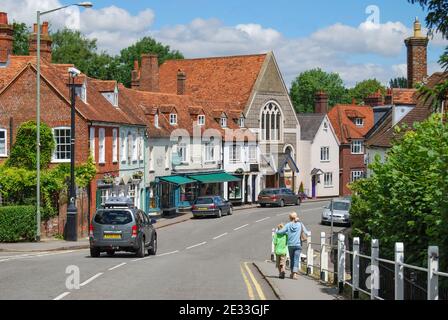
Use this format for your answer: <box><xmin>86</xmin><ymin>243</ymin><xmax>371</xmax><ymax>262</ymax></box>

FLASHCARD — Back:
<box><xmin>352</xmin><ymin>237</ymin><xmax>360</xmax><ymax>299</ymax></box>
<box><xmin>371</xmin><ymin>239</ymin><xmax>379</xmax><ymax>300</ymax></box>
<box><xmin>307</xmin><ymin>232</ymin><xmax>313</xmax><ymax>276</ymax></box>
<box><xmin>320</xmin><ymin>232</ymin><xmax>328</xmax><ymax>283</ymax></box>
<box><xmin>395</xmin><ymin>242</ymin><xmax>404</xmax><ymax>300</ymax></box>
<box><xmin>271</xmin><ymin>228</ymin><xmax>275</xmax><ymax>262</ymax></box>
<box><xmin>337</xmin><ymin>233</ymin><xmax>345</xmax><ymax>294</ymax></box>
<box><xmin>428</xmin><ymin>246</ymin><xmax>439</xmax><ymax>300</ymax></box>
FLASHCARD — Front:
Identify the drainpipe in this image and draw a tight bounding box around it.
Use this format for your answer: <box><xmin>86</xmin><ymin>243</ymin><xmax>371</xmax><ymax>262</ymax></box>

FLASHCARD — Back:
<box><xmin>9</xmin><ymin>117</ymin><xmax>13</xmax><ymax>152</ymax></box>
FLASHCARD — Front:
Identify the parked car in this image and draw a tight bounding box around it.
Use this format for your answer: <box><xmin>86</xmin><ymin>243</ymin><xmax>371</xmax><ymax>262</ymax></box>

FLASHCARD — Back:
<box><xmin>89</xmin><ymin>197</ymin><xmax>157</xmax><ymax>258</ymax></box>
<box><xmin>321</xmin><ymin>198</ymin><xmax>351</xmax><ymax>226</ymax></box>
<box><xmin>258</xmin><ymin>188</ymin><xmax>300</xmax><ymax>207</ymax></box>
<box><xmin>192</xmin><ymin>196</ymin><xmax>233</xmax><ymax>218</ymax></box>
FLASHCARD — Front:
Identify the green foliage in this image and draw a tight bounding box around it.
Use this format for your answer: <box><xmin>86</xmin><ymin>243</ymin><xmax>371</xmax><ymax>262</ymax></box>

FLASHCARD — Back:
<box><xmin>348</xmin><ymin>79</ymin><xmax>386</xmax><ymax>103</ymax></box>
<box><xmin>389</xmin><ymin>77</ymin><xmax>408</xmax><ymax>88</ymax></box>
<box><xmin>416</xmin><ymin>78</ymin><xmax>448</xmax><ymax>112</ymax></box>
<box><xmin>51</xmin><ymin>155</ymin><xmax>97</xmax><ymax>188</ymax></box>
<box><xmin>439</xmin><ymin>47</ymin><xmax>448</xmax><ymax>70</ymax></box>
<box><xmin>0</xmin><ymin>206</ymin><xmax>37</xmax><ymax>242</ymax></box>
<box><xmin>12</xmin><ymin>22</ymin><xmax>30</xmax><ymax>55</ymax></box>
<box><xmin>299</xmin><ymin>182</ymin><xmax>305</xmax><ymax>193</ymax></box>
<box><xmin>290</xmin><ymin>68</ymin><xmax>350</xmax><ymax>113</ymax></box>
<box><xmin>6</xmin><ymin>121</ymin><xmax>55</xmax><ymax>170</ymax></box>
<box><xmin>350</xmin><ymin>114</ymin><xmax>448</xmax><ymax>271</ymax></box>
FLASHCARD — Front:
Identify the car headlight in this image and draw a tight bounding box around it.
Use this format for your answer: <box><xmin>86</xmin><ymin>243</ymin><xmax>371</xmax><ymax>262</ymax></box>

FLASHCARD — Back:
<box><xmin>323</xmin><ymin>211</ymin><xmax>329</xmax><ymax>218</ymax></box>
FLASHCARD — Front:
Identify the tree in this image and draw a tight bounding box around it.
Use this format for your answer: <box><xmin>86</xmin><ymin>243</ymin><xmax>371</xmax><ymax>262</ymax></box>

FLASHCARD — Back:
<box><xmin>12</xmin><ymin>22</ymin><xmax>29</xmax><ymax>55</ymax></box>
<box><xmin>389</xmin><ymin>77</ymin><xmax>408</xmax><ymax>88</ymax></box>
<box><xmin>350</xmin><ymin>114</ymin><xmax>448</xmax><ymax>271</ymax></box>
<box><xmin>348</xmin><ymin>79</ymin><xmax>386</xmax><ymax>104</ymax></box>
<box><xmin>6</xmin><ymin>121</ymin><xmax>55</xmax><ymax>170</ymax></box>
<box><xmin>290</xmin><ymin>68</ymin><xmax>350</xmax><ymax>113</ymax></box>
<box><xmin>117</xmin><ymin>37</ymin><xmax>184</xmax><ymax>87</ymax></box>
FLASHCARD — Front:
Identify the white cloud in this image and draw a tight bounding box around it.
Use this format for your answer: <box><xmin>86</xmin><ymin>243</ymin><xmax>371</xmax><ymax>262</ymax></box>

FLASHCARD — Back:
<box><xmin>2</xmin><ymin>1</ymin><xmax>447</xmax><ymax>87</ymax></box>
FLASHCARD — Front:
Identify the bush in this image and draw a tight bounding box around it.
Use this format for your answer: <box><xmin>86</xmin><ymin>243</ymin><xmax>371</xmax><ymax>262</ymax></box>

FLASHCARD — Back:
<box><xmin>0</xmin><ymin>206</ymin><xmax>37</xmax><ymax>242</ymax></box>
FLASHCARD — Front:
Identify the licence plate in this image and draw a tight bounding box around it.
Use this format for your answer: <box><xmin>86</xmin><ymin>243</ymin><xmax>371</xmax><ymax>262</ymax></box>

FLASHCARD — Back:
<box><xmin>103</xmin><ymin>234</ymin><xmax>122</xmax><ymax>240</ymax></box>
<box><xmin>198</xmin><ymin>207</ymin><xmax>209</xmax><ymax>211</ymax></box>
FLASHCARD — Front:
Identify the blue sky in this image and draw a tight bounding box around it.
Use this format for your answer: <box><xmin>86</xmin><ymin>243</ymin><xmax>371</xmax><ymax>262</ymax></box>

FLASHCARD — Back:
<box><xmin>4</xmin><ymin>0</ymin><xmax>447</xmax><ymax>86</ymax></box>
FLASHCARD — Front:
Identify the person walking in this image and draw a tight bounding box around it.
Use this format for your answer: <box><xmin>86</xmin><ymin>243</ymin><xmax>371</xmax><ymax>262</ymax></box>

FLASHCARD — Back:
<box><xmin>273</xmin><ymin>223</ymin><xmax>288</xmax><ymax>279</ymax></box>
<box><xmin>277</xmin><ymin>212</ymin><xmax>309</xmax><ymax>280</ymax></box>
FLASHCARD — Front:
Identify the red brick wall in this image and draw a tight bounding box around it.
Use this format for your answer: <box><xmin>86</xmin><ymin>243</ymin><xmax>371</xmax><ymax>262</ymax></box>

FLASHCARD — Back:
<box><xmin>339</xmin><ymin>144</ymin><xmax>366</xmax><ymax>196</ymax></box>
<box><xmin>405</xmin><ymin>38</ymin><xmax>428</xmax><ymax>88</ymax></box>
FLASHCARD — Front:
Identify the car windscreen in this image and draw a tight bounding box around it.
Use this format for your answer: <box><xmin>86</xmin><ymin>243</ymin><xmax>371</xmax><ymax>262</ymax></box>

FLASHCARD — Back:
<box><xmin>195</xmin><ymin>198</ymin><xmax>214</xmax><ymax>205</ymax></box>
<box><xmin>331</xmin><ymin>202</ymin><xmax>350</xmax><ymax>211</ymax></box>
<box><xmin>94</xmin><ymin>210</ymin><xmax>133</xmax><ymax>225</ymax></box>
<box><xmin>260</xmin><ymin>189</ymin><xmax>279</xmax><ymax>195</ymax></box>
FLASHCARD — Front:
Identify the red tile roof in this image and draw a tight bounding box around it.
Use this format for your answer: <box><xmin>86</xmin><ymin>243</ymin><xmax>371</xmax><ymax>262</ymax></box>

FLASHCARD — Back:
<box><xmin>391</xmin><ymin>88</ymin><xmax>417</xmax><ymax>105</ymax></box>
<box><xmin>328</xmin><ymin>104</ymin><xmax>374</xmax><ymax>144</ymax></box>
<box><xmin>158</xmin><ymin>54</ymin><xmax>267</xmax><ymax>107</ymax></box>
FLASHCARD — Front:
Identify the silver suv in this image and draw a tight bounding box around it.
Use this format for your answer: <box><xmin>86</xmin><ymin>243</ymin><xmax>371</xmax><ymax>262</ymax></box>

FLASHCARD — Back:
<box><xmin>89</xmin><ymin>197</ymin><xmax>157</xmax><ymax>258</ymax></box>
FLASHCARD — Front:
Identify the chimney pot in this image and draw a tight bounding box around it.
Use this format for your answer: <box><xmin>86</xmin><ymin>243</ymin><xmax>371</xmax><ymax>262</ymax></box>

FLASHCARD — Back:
<box><xmin>177</xmin><ymin>69</ymin><xmax>186</xmax><ymax>95</ymax></box>
<box><xmin>29</xmin><ymin>21</ymin><xmax>52</xmax><ymax>61</ymax></box>
<box><xmin>405</xmin><ymin>18</ymin><xmax>429</xmax><ymax>88</ymax></box>
<box><xmin>0</xmin><ymin>12</ymin><xmax>8</xmax><ymax>24</ymax></box>
<box><xmin>0</xmin><ymin>12</ymin><xmax>13</xmax><ymax>64</ymax></box>
<box><xmin>314</xmin><ymin>91</ymin><xmax>329</xmax><ymax>114</ymax></box>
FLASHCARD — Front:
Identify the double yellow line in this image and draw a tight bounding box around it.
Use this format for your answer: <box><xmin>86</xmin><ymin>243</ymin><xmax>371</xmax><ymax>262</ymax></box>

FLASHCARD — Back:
<box><xmin>240</xmin><ymin>262</ymin><xmax>266</xmax><ymax>300</ymax></box>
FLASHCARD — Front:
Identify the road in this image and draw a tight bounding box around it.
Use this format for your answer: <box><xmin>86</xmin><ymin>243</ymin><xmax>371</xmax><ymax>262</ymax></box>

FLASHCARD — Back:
<box><xmin>0</xmin><ymin>200</ymin><xmax>345</xmax><ymax>300</ymax></box>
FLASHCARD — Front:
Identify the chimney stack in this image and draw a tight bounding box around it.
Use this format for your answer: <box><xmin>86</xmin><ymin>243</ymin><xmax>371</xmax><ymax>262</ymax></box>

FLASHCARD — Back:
<box><xmin>139</xmin><ymin>54</ymin><xmax>159</xmax><ymax>92</ymax></box>
<box><xmin>364</xmin><ymin>90</ymin><xmax>384</xmax><ymax>107</ymax></box>
<box><xmin>0</xmin><ymin>12</ymin><xmax>14</xmax><ymax>64</ymax></box>
<box><xmin>314</xmin><ymin>91</ymin><xmax>329</xmax><ymax>114</ymax></box>
<box><xmin>177</xmin><ymin>69</ymin><xmax>186</xmax><ymax>95</ymax></box>
<box><xmin>405</xmin><ymin>18</ymin><xmax>429</xmax><ymax>88</ymax></box>
<box><xmin>29</xmin><ymin>22</ymin><xmax>52</xmax><ymax>62</ymax></box>
<box><xmin>131</xmin><ymin>60</ymin><xmax>140</xmax><ymax>89</ymax></box>
<box><xmin>384</xmin><ymin>88</ymin><xmax>393</xmax><ymax>105</ymax></box>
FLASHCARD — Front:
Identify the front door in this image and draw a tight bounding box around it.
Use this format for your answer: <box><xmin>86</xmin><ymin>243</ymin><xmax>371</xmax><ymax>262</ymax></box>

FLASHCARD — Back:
<box><xmin>252</xmin><ymin>175</ymin><xmax>257</xmax><ymax>203</ymax></box>
<box><xmin>312</xmin><ymin>176</ymin><xmax>317</xmax><ymax>198</ymax></box>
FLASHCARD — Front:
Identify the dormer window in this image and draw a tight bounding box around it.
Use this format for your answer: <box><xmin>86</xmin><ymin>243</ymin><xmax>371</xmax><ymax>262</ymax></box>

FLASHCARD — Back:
<box><xmin>323</xmin><ymin>122</ymin><xmax>328</xmax><ymax>132</ymax></box>
<box><xmin>220</xmin><ymin>117</ymin><xmax>227</xmax><ymax>128</ymax></box>
<box><xmin>239</xmin><ymin>116</ymin><xmax>245</xmax><ymax>128</ymax></box>
<box><xmin>113</xmin><ymin>85</ymin><xmax>118</xmax><ymax>107</ymax></box>
<box><xmin>154</xmin><ymin>113</ymin><xmax>159</xmax><ymax>128</ymax></box>
<box><xmin>170</xmin><ymin>114</ymin><xmax>178</xmax><ymax>126</ymax></box>
<box><xmin>198</xmin><ymin>115</ymin><xmax>205</xmax><ymax>126</ymax></box>
<box><xmin>355</xmin><ymin>118</ymin><xmax>364</xmax><ymax>127</ymax></box>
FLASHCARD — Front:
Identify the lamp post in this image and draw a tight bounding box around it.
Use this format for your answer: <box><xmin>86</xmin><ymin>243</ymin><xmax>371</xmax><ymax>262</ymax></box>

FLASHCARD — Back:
<box><xmin>35</xmin><ymin>2</ymin><xmax>93</xmax><ymax>242</ymax></box>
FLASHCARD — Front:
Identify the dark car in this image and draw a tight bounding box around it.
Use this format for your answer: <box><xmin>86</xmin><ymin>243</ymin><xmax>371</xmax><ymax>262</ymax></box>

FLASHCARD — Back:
<box><xmin>258</xmin><ymin>188</ymin><xmax>300</xmax><ymax>207</ymax></box>
<box><xmin>89</xmin><ymin>197</ymin><xmax>157</xmax><ymax>258</ymax></box>
<box><xmin>192</xmin><ymin>196</ymin><xmax>233</xmax><ymax>218</ymax></box>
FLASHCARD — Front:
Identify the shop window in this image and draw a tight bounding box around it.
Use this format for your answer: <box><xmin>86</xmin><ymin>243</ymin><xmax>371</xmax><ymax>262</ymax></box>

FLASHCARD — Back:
<box><xmin>228</xmin><ymin>181</ymin><xmax>242</xmax><ymax>200</ymax></box>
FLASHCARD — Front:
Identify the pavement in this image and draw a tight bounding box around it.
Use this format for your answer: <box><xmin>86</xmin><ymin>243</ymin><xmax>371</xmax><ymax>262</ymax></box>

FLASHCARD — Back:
<box><xmin>0</xmin><ymin>199</ymin><xmax>344</xmax><ymax>300</ymax></box>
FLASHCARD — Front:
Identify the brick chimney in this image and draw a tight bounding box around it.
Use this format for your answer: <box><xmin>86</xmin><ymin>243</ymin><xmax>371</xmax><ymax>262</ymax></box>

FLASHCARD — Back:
<box><xmin>131</xmin><ymin>60</ymin><xmax>140</xmax><ymax>89</ymax></box>
<box><xmin>314</xmin><ymin>91</ymin><xmax>329</xmax><ymax>114</ymax></box>
<box><xmin>384</xmin><ymin>88</ymin><xmax>393</xmax><ymax>105</ymax></box>
<box><xmin>177</xmin><ymin>69</ymin><xmax>186</xmax><ymax>95</ymax></box>
<box><xmin>0</xmin><ymin>12</ymin><xmax>14</xmax><ymax>64</ymax></box>
<box><xmin>405</xmin><ymin>18</ymin><xmax>429</xmax><ymax>88</ymax></box>
<box><xmin>139</xmin><ymin>54</ymin><xmax>159</xmax><ymax>92</ymax></box>
<box><xmin>29</xmin><ymin>22</ymin><xmax>52</xmax><ymax>62</ymax></box>
<box><xmin>364</xmin><ymin>90</ymin><xmax>384</xmax><ymax>107</ymax></box>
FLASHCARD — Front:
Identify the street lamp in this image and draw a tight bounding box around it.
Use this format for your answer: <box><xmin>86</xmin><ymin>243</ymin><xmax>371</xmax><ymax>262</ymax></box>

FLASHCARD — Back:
<box><xmin>35</xmin><ymin>2</ymin><xmax>93</xmax><ymax>242</ymax></box>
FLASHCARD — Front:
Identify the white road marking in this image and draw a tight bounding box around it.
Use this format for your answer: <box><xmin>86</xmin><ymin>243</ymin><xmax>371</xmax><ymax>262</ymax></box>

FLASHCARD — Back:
<box><xmin>158</xmin><ymin>250</ymin><xmax>179</xmax><ymax>257</ymax></box>
<box><xmin>108</xmin><ymin>262</ymin><xmax>127</xmax><ymax>271</ymax></box>
<box><xmin>256</xmin><ymin>217</ymin><xmax>271</xmax><ymax>223</ymax></box>
<box><xmin>276</xmin><ymin>208</ymin><xmax>318</xmax><ymax>217</ymax></box>
<box><xmin>234</xmin><ymin>224</ymin><xmax>249</xmax><ymax>231</ymax></box>
<box><xmin>80</xmin><ymin>273</ymin><xmax>103</xmax><ymax>287</ymax></box>
<box><xmin>213</xmin><ymin>233</ymin><xmax>228</xmax><ymax>240</ymax></box>
<box><xmin>53</xmin><ymin>292</ymin><xmax>71</xmax><ymax>301</ymax></box>
<box><xmin>0</xmin><ymin>250</ymin><xmax>77</xmax><ymax>263</ymax></box>
<box><xmin>186</xmin><ymin>242</ymin><xmax>207</xmax><ymax>250</ymax></box>
<box><xmin>131</xmin><ymin>256</ymin><xmax>152</xmax><ymax>262</ymax></box>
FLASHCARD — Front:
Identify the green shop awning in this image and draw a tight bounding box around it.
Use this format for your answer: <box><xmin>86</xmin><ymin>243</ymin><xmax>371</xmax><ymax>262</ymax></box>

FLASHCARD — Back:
<box><xmin>159</xmin><ymin>176</ymin><xmax>197</xmax><ymax>185</ymax></box>
<box><xmin>188</xmin><ymin>173</ymin><xmax>241</xmax><ymax>184</ymax></box>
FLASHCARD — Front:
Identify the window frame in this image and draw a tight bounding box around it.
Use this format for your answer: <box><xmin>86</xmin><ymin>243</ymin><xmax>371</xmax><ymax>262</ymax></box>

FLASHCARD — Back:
<box><xmin>198</xmin><ymin>115</ymin><xmax>206</xmax><ymax>126</ymax></box>
<box><xmin>120</xmin><ymin>131</ymin><xmax>127</xmax><ymax>163</ymax></box>
<box><xmin>320</xmin><ymin>146</ymin><xmax>330</xmax><ymax>162</ymax></box>
<box><xmin>351</xmin><ymin>170</ymin><xmax>364</xmax><ymax>182</ymax></box>
<box><xmin>170</xmin><ymin>114</ymin><xmax>178</xmax><ymax>126</ymax></box>
<box><xmin>260</xmin><ymin>102</ymin><xmax>282</xmax><ymax>142</ymax></box>
<box><xmin>89</xmin><ymin>127</ymin><xmax>95</xmax><ymax>162</ymax></box>
<box><xmin>98</xmin><ymin>128</ymin><xmax>106</xmax><ymax>164</ymax></box>
<box><xmin>204</xmin><ymin>142</ymin><xmax>215</xmax><ymax>162</ymax></box>
<box><xmin>220</xmin><ymin>116</ymin><xmax>227</xmax><ymax>128</ymax></box>
<box><xmin>0</xmin><ymin>128</ymin><xmax>7</xmax><ymax>157</ymax></box>
<box><xmin>178</xmin><ymin>143</ymin><xmax>188</xmax><ymax>164</ymax></box>
<box><xmin>324</xmin><ymin>172</ymin><xmax>333</xmax><ymax>187</ymax></box>
<box><xmin>355</xmin><ymin>118</ymin><xmax>364</xmax><ymax>127</ymax></box>
<box><xmin>112</xmin><ymin>128</ymin><xmax>118</xmax><ymax>163</ymax></box>
<box><xmin>52</xmin><ymin>127</ymin><xmax>71</xmax><ymax>163</ymax></box>
<box><xmin>132</xmin><ymin>132</ymin><xmax>138</xmax><ymax>162</ymax></box>
<box><xmin>351</xmin><ymin>140</ymin><xmax>364</xmax><ymax>155</ymax></box>
<box><xmin>230</xmin><ymin>143</ymin><xmax>241</xmax><ymax>163</ymax></box>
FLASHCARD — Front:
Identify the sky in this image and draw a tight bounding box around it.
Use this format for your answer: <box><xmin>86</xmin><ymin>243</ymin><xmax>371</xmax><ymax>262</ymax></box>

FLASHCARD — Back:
<box><xmin>2</xmin><ymin>0</ymin><xmax>447</xmax><ymax>87</ymax></box>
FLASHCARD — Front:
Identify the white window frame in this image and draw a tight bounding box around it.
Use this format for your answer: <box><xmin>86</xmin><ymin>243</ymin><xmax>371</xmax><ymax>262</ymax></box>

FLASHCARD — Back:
<box><xmin>355</xmin><ymin>118</ymin><xmax>364</xmax><ymax>127</ymax></box>
<box><xmin>52</xmin><ymin>127</ymin><xmax>71</xmax><ymax>163</ymax></box>
<box><xmin>112</xmin><ymin>128</ymin><xmax>118</xmax><ymax>163</ymax></box>
<box><xmin>351</xmin><ymin>170</ymin><xmax>364</xmax><ymax>182</ymax></box>
<box><xmin>351</xmin><ymin>140</ymin><xmax>364</xmax><ymax>155</ymax></box>
<box><xmin>170</xmin><ymin>114</ymin><xmax>177</xmax><ymax>126</ymax></box>
<box><xmin>113</xmin><ymin>86</ymin><xmax>119</xmax><ymax>107</ymax></box>
<box><xmin>98</xmin><ymin>128</ymin><xmax>106</xmax><ymax>164</ymax></box>
<box><xmin>239</xmin><ymin>116</ymin><xmax>245</xmax><ymax>128</ymax></box>
<box><xmin>178</xmin><ymin>143</ymin><xmax>188</xmax><ymax>164</ymax></box>
<box><xmin>324</xmin><ymin>172</ymin><xmax>333</xmax><ymax>187</ymax></box>
<box><xmin>248</xmin><ymin>145</ymin><xmax>257</xmax><ymax>163</ymax></box>
<box><xmin>89</xmin><ymin>127</ymin><xmax>95</xmax><ymax>162</ymax></box>
<box><xmin>132</xmin><ymin>132</ymin><xmax>137</xmax><ymax>161</ymax></box>
<box><xmin>0</xmin><ymin>128</ymin><xmax>7</xmax><ymax>157</ymax></box>
<box><xmin>198</xmin><ymin>115</ymin><xmax>205</xmax><ymax>126</ymax></box>
<box><xmin>149</xmin><ymin>146</ymin><xmax>154</xmax><ymax>171</ymax></box>
<box><xmin>204</xmin><ymin>142</ymin><xmax>215</xmax><ymax>162</ymax></box>
<box><xmin>120</xmin><ymin>131</ymin><xmax>127</xmax><ymax>163</ymax></box>
<box><xmin>221</xmin><ymin>117</ymin><xmax>227</xmax><ymax>128</ymax></box>
<box><xmin>230</xmin><ymin>144</ymin><xmax>241</xmax><ymax>163</ymax></box>
<box><xmin>154</xmin><ymin>114</ymin><xmax>159</xmax><ymax>128</ymax></box>
<box><xmin>260</xmin><ymin>102</ymin><xmax>282</xmax><ymax>142</ymax></box>
<box><xmin>139</xmin><ymin>132</ymin><xmax>144</xmax><ymax>161</ymax></box>
<box><xmin>320</xmin><ymin>146</ymin><xmax>330</xmax><ymax>162</ymax></box>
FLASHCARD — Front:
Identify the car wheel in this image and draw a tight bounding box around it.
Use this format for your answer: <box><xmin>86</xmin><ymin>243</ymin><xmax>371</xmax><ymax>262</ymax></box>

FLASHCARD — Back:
<box><xmin>90</xmin><ymin>247</ymin><xmax>101</xmax><ymax>258</ymax></box>
<box><xmin>106</xmin><ymin>250</ymin><xmax>115</xmax><ymax>257</ymax></box>
<box><xmin>216</xmin><ymin>209</ymin><xmax>222</xmax><ymax>218</ymax></box>
<box><xmin>228</xmin><ymin>207</ymin><xmax>233</xmax><ymax>215</ymax></box>
<box><xmin>148</xmin><ymin>236</ymin><xmax>157</xmax><ymax>256</ymax></box>
<box><xmin>280</xmin><ymin>200</ymin><xmax>285</xmax><ymax>207</ymax></box>
<box><xmin>136</xmin><ymin>237</ymin><xmax>145</xmax><ymax>258</ymax></box>
<box><xmin>296</xmin><ymin>198</ymin><xmax>301</xmax><ymax>206</ymax></box>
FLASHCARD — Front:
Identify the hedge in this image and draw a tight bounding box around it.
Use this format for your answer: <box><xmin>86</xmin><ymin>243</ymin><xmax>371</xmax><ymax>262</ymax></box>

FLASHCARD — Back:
<box><xmin>0</xmin><ymin>206</ymin><xmax>37</xmax><ymax>242</ymax></box>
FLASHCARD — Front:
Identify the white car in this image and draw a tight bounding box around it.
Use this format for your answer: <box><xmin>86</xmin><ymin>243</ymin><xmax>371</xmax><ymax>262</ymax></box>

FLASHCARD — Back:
<box><xmin>321</xmin><ymin>199</ymin><xmax>351</xmax><ymax>226</ymax></box>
